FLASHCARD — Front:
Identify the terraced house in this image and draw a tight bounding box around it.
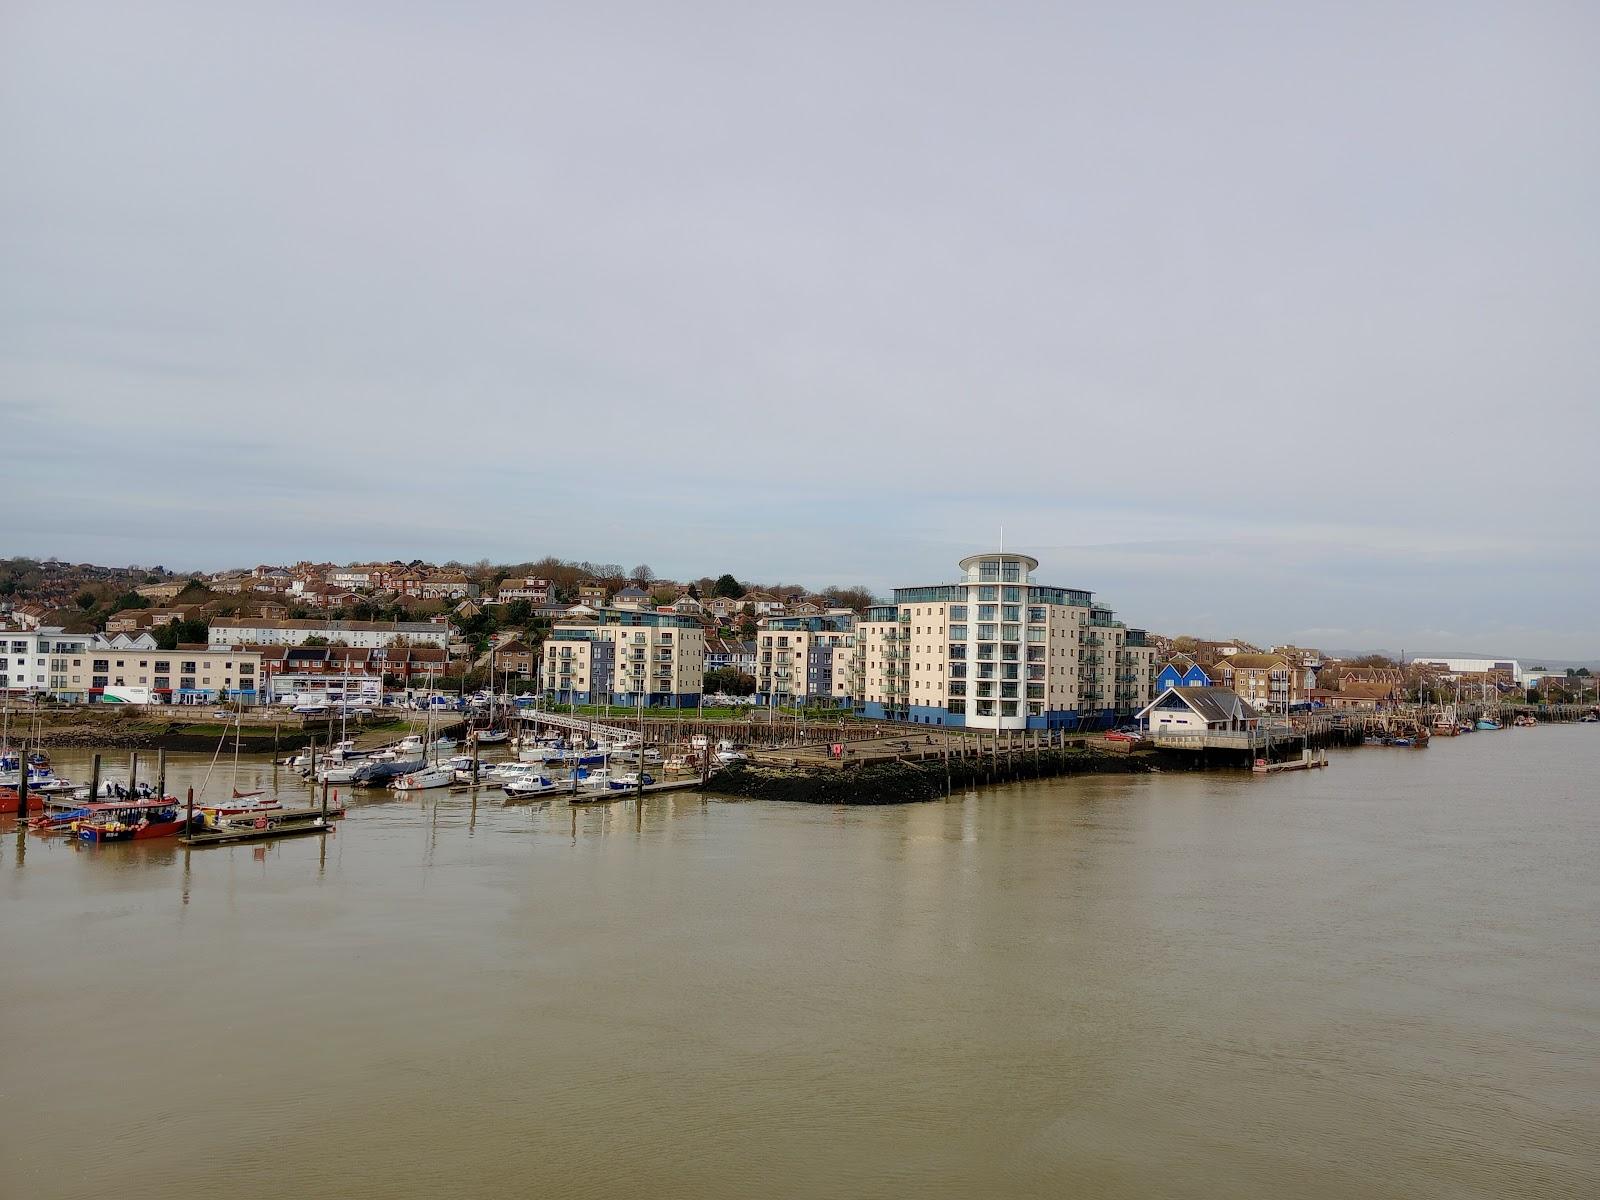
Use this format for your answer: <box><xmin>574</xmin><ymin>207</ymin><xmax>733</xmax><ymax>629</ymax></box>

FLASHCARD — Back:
<box><xmin>541</xmin><ymin>609</ymin><xmax>705</xmax><ymax>708</ymax></box>
<box><xmin>850</xmin><ymin>552</ymin><xmax>1156</xmax><ymax>731</ymax></box>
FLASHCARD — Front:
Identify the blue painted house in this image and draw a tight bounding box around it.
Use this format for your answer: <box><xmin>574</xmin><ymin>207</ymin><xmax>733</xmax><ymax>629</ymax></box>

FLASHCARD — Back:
<box><xmin>1154</xmin><ymin>660</ymin><xmax>1212</xmax><ymax>693</ymax></box>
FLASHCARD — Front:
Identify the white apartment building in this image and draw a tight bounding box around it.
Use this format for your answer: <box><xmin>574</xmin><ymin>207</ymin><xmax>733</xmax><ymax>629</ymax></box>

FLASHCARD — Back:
<box><xmin>755</xmin><ymin>615</ymin><xmax>856</xmax><ymax>707</ymax></box>
<box><xmin>207</xmin><ymin>618</ymin><xmax>449</xmax><ymax>650</ymax></box>
<box><xmin>852</xmin><ymin>552</ymin><xmax>1156</xmax><ymax>732</ymax></box>
<box><xmin>0</xmin><ymin>626</ymin><xmax>95</xmax><ymax>697</ymax></box>
<box><xmin>541</xmin><ymin>609</ymin><xmax>706</xmax><ymax>708</ymax></box>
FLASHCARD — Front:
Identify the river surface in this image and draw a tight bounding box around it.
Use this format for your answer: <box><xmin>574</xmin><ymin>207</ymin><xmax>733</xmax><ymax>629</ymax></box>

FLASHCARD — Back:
<box><xmin>3</xmin><ymin>728</ymin><xmax>1597</xmax><ymax>1199</ymax></box>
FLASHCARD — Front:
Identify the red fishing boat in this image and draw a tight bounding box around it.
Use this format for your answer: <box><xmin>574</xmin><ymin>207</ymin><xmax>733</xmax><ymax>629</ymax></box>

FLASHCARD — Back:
<box><xmin>76</xmin><ymin>800</ymin><xmax>192</xmax><ymax>843</ymax></box>
<box><xmin>0</xmin><ymin>788</ymin><xmax>46</xmax><ymax>816</ymax></box>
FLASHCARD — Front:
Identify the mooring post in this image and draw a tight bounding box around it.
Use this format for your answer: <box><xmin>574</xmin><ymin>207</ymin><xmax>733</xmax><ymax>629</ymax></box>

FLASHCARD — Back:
<box><xmin>16</xmin><ymin>759</ymin><xmax>29</xmax><ymax>819</ymax></box>
<box><xmin>185</xmin><ymin>786</ymin><xmax>194</xmax><ymax>831</ymax></box>
<box><xmin>88</xmin><ymin>752</ymin><xmax>101</xmax><ymax>801</ymax></box>
<box><xmin>127</xmin><ymin>751</ymin><xmax>138</xmax><ymax>797</ymax></box>
<box><xmin>321</xmin><ymin>778</ymin><xmax>329</xmax><ymax>819</ymax></box>
<box><xmin>156</xmin><ymin>749</ymin><xmax>167</xmax><ymax>801</ymax></box>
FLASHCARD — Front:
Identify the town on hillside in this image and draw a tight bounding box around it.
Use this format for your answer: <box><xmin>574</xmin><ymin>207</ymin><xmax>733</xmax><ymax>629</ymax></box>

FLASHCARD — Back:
<box><xmin>1</xmin><ymin>554</ymin><xmax>1592</xmax><ymax>725</ymax></box>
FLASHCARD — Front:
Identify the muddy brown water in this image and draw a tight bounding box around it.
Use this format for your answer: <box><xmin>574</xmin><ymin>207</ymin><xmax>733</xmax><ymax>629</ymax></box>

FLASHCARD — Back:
<box><xmin>3</xmin><ymin>729</ymin><xmax>1596</xmax><ymax>1199</ymax></box>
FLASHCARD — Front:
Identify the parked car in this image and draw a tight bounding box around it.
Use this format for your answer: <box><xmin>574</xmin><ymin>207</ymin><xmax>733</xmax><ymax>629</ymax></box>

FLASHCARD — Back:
<box><xmin>1103</xmin><ymin>730</ymin><xmax>1138</xmax><ymax>743</ymax></box>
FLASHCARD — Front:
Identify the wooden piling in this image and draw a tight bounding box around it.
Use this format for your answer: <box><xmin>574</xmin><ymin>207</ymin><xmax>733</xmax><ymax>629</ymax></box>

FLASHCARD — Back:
<box><xmin>127</xmin><ymin>751</ymin><xmax>139</xmax><ymax>797</ymax></box>
<box><xmin>156</xmin><ymin>749</ymin><xmax>167</xmax><ymax>801</ymax></box>
<box><xmin>88</xmin><ymin>753</ymin><xmax>101</xmax><ymax>802</ymax></box>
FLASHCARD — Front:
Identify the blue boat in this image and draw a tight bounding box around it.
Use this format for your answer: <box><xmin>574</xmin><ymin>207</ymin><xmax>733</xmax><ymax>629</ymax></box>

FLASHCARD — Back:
<box><xmin>1476</xmin><ymin>718</ymin><xmax>1502</xmax><ymax>731</ymax></box>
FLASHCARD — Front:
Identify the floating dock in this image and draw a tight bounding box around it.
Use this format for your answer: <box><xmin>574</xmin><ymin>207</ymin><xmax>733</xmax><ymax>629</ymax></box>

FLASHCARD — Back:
<box><xmin>179</xmin><ymin>807</ymin><xmax>341</xmax><ymax>846</ymax></box>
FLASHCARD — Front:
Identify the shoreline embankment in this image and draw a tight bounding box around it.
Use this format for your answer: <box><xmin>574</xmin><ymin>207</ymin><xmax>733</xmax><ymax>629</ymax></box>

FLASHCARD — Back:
<box><xmin>711</xmin><ymin>747</ymin><xmax>1210</xmax><ymax>805</ymax></box>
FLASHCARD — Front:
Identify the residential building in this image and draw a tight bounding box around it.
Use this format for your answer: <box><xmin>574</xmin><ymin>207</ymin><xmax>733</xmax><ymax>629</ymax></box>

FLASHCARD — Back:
<box><xmin>44</xmin><ymin>638</ymin><xmax>264</xmax><ymax>704</ymax></box>
<box><xmin>611</xmin><ymin>586</ymin><xmax>651</xmax><ymax>610</ymax></box>
<box><xmin>755</xmin><ymin>614</ymin><xmax>856</xmax><ymax>706</ymax></box>
<box><xmin>850</xmin><ymin>551</ymin><xmax>1156</xmax><ymax>731</ymax></box>
<box><xmin>494</xmin><ymin>578</ymin><xmax>552</xmax><ymax>605</ymax></box>
<box><xmin>206</xmin><ymin>618</ymin><xmax>449</xmax><ymax>650</ymax></box>
<box><xmin>576</xmin><ymin>582</ymin><xmax>608</xmax><ymax>606</ymax></box>
<box><xmin>104</xmin><ymin>606</ymin><xmax>198</xmax><ymax>634</ymax></box>
<box><xmin>134</xmin><ymin>581</ymin><xmax>187</xmax><ymax>602</ymax></box>
<box><xmin>741</xmin><ymin>591</ymin><xmax>786</xmax><ymax>616</ymax></box>
<box><xmin>491</xmin><ymin>639</ymin><xmax>537</xmax><ymax>679</ymax></box>
<box><xmin>541</xmin><ymin>609</ymin><xmax>705</xmax><ymax>707</ymax></box>
<box><xmin>1209</xmin><ymin>653</ymin><xmax>1311</xmax><ymax>712</ymax></box>
<box><xmin>1155</xmin><ymin>658</ymin><xmax>1212</xmax><ymax>692</ymax></box>
<box><xmin>0</xmin><ymin>625</ymin><xmax>95</xmax><ymax>697</ymax></box>
<box><xmin>705</xmin><ymin>637</ymin><xmax>757</xmax><ymax>676</ymax></box>
<box><xmin>416</xmin><ymin>572</ymin><xmax>478</xmax><ymax>600</ymax></box>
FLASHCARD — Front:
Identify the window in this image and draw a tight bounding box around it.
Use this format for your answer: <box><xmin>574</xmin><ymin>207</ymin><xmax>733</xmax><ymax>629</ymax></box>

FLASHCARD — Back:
<box><xmin>949</xmin><ymin>625</ymin><xmax>968</xmax><ymax>641</ymax></box>
<box><xmin>1003</xmin><ymin>586</ymin><xmax>1021</xmax><ymax>601</ymax></box>
<box><xmin>155</xmin><ymin>661</ymin><xmax>170</xmax><ymax>673</ymax></box>
<box><xmin>1002</xmin><ymin>605</ymin><xmax>1020</xmax><ymax>622</ymax></box>
<box><xmin>92</xmin><ymin>675</ymin><xmax>108</xmax><ymax>688</ymax></box>
<box><xmin>949</xmin><ymin>605</ymin><xmax>967</xmax><ymax>621</ymax></box>
<box><xmin>977</xmin><ymin>586</ymin><xmax>997</xmax><ymax>602</ymax></box>
<box><xmin>182</xmin><ymin>661</ymin><xmax>197</xmax><ymax>673</ymax></box>
<box><xmin>977</xmin><ymin>605</ymin><xmax>997</xmax><ymax>622</ymax></box>
<box><xmin>977</xmin><ymin>624</ymin><xmax>996</xmax><ymax>641</ymax></box>
<box><xmin>93</xmin><ymin>659</ymin><xmax>109</xmax><ymax>671</ymax></box>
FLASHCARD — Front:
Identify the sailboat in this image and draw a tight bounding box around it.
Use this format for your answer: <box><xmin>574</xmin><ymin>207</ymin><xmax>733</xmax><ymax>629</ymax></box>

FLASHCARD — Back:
<box><xmin>392</xmin><ymin>697</ymin><xmax>453</xmax><ymax>791</ymax></box>
<box><xmin>229</xmin><ymin>711</ymin><xmax>267</xmax><ymax>803</ymax></box>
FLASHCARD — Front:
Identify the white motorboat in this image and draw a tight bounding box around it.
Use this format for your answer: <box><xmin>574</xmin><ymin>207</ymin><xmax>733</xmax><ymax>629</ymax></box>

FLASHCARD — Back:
<box><xmin>503</xmin><ymin>774</ymin><xmax>559</xmax><ymax>799</ymax></box>
<box><xmin>472</xmin><ymin>729</ymin><xmax>509</xmax><ymax>745</ymax></box>
<box><xmin>715</xmin><ymin>739</ymin><xmax>748</xmax><ymax>765</ymax></box>
<box><xmin>392</xmin><ymin>766</ymin><xmax>455</xmax><ymax>792</ymax></box>
<box><xmin>607</xmin><ymin>772</ymin><xmax>654</xmax><ymax>791</ymax></box>
<box><xmin>318</xmin><ymin>762</ymin><xmax>363</xmax><ymax>785</ymax></box>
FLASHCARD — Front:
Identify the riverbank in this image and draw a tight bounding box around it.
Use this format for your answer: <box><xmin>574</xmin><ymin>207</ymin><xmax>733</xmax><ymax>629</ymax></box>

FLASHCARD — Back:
<box><xmin>713</xmin><ymin>745</ymin><xmax>1190</xmax><ymax>804</ymax></box>
<box><xmin>4</xmin><ymin>708</ymin><xmax>433</xmax><ymax>753</ymax></box>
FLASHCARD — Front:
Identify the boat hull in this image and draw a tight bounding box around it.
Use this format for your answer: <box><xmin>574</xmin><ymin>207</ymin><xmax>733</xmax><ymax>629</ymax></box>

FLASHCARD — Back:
<box><xmin>78</xmin><ymin>818</ymin><xmax>189</xmax><ymax>842</ymax></box>
<box><xmin>0</xmin><ymin>791</ymin><xmax>47</xmax><ymax>815</ymax></box>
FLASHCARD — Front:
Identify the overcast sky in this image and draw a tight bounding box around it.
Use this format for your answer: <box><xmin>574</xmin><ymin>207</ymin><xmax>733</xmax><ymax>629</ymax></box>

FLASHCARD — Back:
<box><xmin>3</xmin><ymin>1</ymin><xmax>1597</xmax><ymax>657</ymax></box>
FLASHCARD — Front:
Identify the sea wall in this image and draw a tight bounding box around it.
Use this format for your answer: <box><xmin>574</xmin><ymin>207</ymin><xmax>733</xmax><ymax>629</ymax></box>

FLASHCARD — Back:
<box><xmin>711</xmin><ymin>747</ymin><xmax>1197</xmax><ymax>805</ymax></box>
